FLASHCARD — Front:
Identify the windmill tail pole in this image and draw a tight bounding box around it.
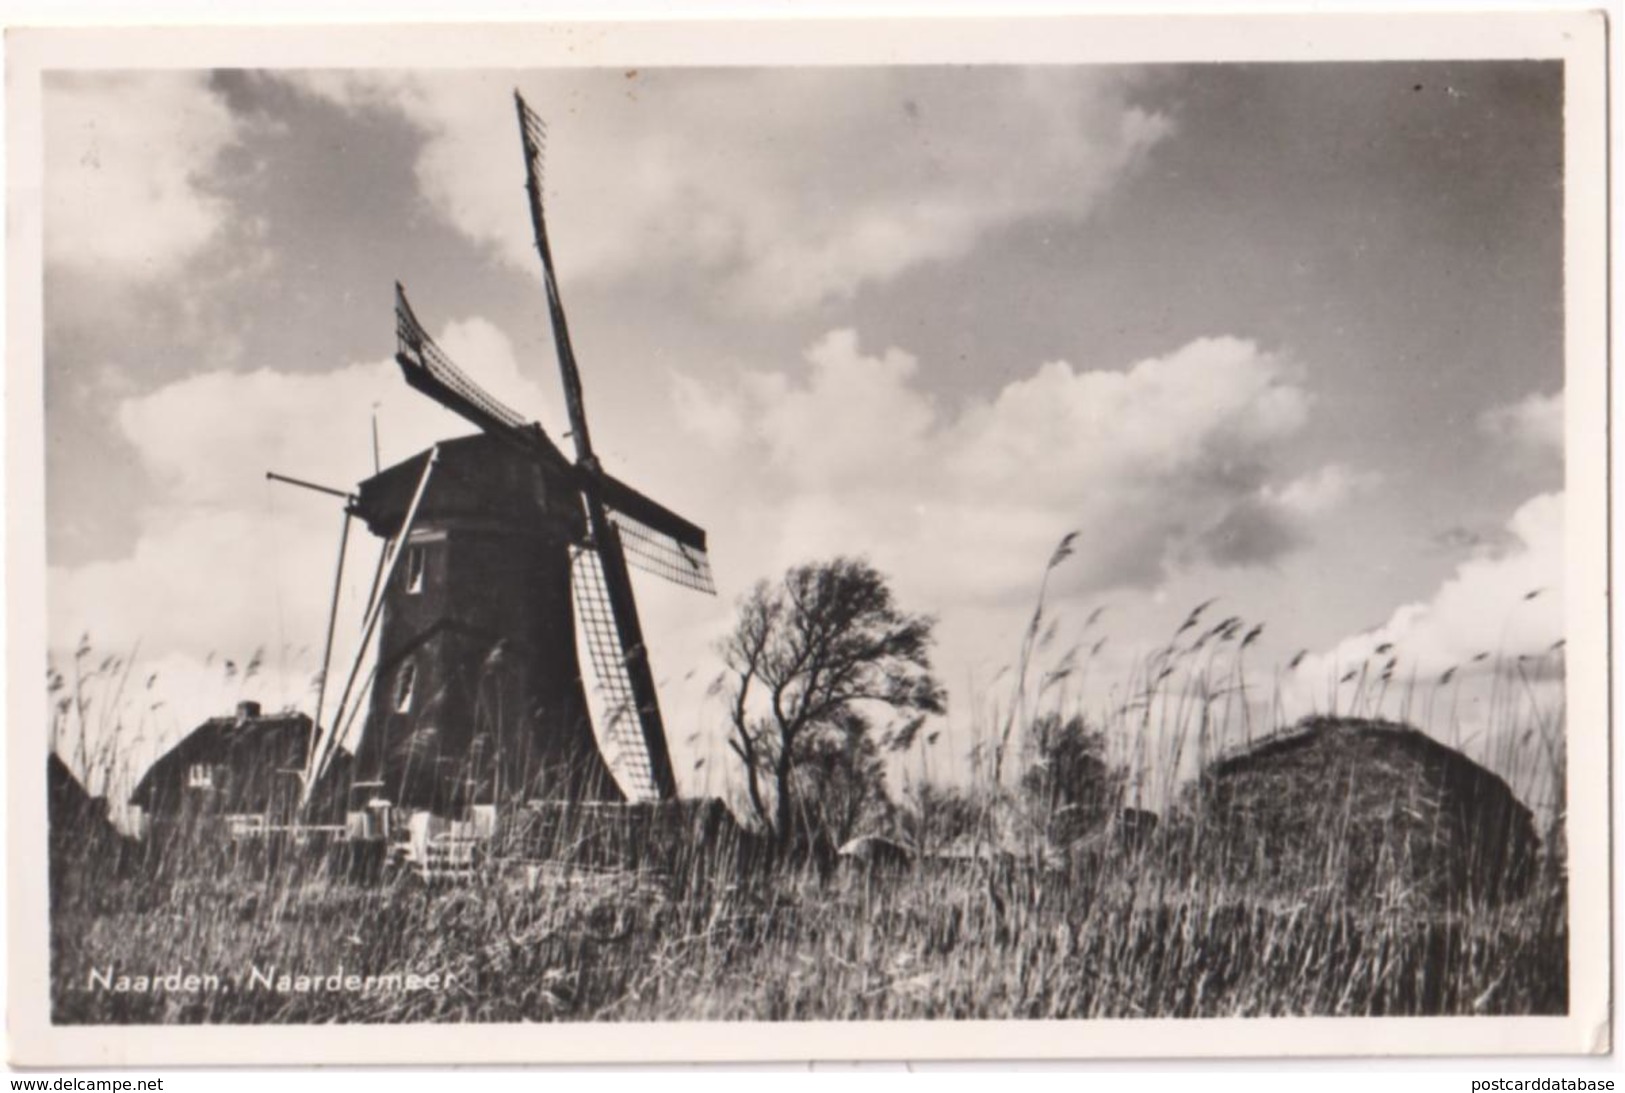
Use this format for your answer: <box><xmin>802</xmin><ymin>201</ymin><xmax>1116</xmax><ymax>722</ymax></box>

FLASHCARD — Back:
<box><xmin>513</xmin><ymin>91</ymin><xmax>691</xmax><ymax>801</ymax></box>
<box><xmin>266</xmin><ymin>470</ymin><xmax>355</xmax><ymax>503</ymax></box>
<box><xmin>302</xmin><ymin>446</ymin><xmax>441</xmax><ymax>808</ymax></box>
<box><xmin>302</xmin><ymin>544</ymin><xmax>387</xmax><ymax>813</ymax></box>
<box><xmin>301</xmin><ymin>506</ymin><xmax>353</xmax><ymax>793</ymax></box>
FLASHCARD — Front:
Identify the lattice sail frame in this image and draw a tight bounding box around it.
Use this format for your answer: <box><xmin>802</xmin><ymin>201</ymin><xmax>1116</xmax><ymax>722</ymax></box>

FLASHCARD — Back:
<box><xmin>396</xmin><ymin>284</ymin><xmax>530</xmax><ymax>436</ymax></box>
<box><xmin>570</xmin><ymin>544</ymin><xmax>661</xmax><ymax>801</ymax></box>
<box><xmin>397</xmin><ymin>285</ymin><xmax>717</xmax><ymax>598</ymax></box>
<box><xmin>608</xmin><ymin>511</ymin><xmax>715</xmax><ymax>594</ymax></box>
<box><xmin>518</xmin><ymin>97</ymin><xmax>550</xmax><ymax>207</ymax></box>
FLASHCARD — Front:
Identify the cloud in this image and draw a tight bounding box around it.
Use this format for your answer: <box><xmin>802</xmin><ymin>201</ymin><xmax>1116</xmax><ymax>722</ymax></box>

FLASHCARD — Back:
<box><xmin>1298</xmin><ymin>490</ymin><xmax>1563</xmax><ymax>682</ymax></box>
<box><xmin>1194</xmin><ymin>463</ymin><xmax>1382</xmax><ymax>566</ymax></box>
<box><xmin>671</xmin><ymin>332</ymin><xmax>1345</xmax><ymax>619</ymax></box>
<box><xmin>744</xmin><ymin>329</ymin><xmax>936</xmax><ymax>493</ymax></box>
<box><xmin>1264</xmin><ymin>463</ymin><xmax>1382</xmax><ymax>518</ymax></box>
<box><xmin>645</xmin><ymin>329</ymin><xmax>1362</xmax><ymax>794</ymax></box>
<box><xmin>670</xmin><ymin>371</ymin><xmax>745</xmax><ymax>449</ymax></box>
<box><xmin>1271</xmin><ymin>489</ymin><xmax>1565</xmax><ymax>805</ymax></box>
<box><xmin>112</xmin><ymin>317</ymin><xmax>542</xmax><ymax>510</ymax></box>
<box><xmin>48</xmin><ymin>315</ymin><xmax>552</xmax><ymax>759</ymax></box>
<box><xmin>1481</xmin><ymin>389</ymin><xmax>1563</xmax><ymax>462</ymax></box>
<box><xmin>281</xmin><ymin>68</ymin><xmax>1171</xmax><ymax>313</ymax></box>
<box><xmin>45</xmin><ymin>72</ymin><xmax>240</xmax><ymax>280</ymax></box>
<box><xmin>1432</xmin><ymin>524</ymin><xmax>1494</xmax><ymax>553</ymax></box>
<box><xmin>54</xmin><ymin>320</ymin><xmax>1348</xmax><ymax>778</ymax></box>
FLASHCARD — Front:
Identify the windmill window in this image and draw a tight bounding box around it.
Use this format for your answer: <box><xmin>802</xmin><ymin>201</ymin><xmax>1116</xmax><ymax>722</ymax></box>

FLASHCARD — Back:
<box><xmin>405</xmin><ymin>546</ymin><xmax>427</xmax><ymax>594</ymax></box>
<box><xmin>187</xmin><ymin>763</ymin><xmax>214</xmax><ymax>790</ymax></box>
<box><xmin>394</xmin><ymin>661</ymin><xmax>417</xmax><ymax>713</ymax></box>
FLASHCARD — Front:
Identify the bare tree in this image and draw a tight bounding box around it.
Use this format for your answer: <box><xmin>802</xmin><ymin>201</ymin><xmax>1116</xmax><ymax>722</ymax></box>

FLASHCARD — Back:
<box><xmin>719</xmin><ymin>557</ymin><xmax>945</xmax><ymax>853</ymax></box>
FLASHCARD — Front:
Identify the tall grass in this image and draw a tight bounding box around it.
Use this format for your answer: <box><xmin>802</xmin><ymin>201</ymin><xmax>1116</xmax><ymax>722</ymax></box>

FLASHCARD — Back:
<box><xmin>47</xmin><ymin>570</ymin><xmax>1568</xmax><ymax>1024</ymax></box>
<box><xmin>49</xmin><ymin>819</ymin><xmax>1565</xmax><ymax>1023</ymax></box>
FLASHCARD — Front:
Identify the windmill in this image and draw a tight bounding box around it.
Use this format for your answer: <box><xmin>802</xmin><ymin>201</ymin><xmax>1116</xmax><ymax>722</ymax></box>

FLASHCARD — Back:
<box><xmin>300</xmin><ymin>92</ymin><xmax>714</xmax><ymax>818</ymax></box>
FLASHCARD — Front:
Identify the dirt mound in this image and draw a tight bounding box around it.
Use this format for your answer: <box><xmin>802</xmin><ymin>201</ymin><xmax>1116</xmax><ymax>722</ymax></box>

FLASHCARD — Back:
<box><xmin>1182</xmin><ymin>716</ymin><xmax>1538</xmax><ymax>906</ymax></box>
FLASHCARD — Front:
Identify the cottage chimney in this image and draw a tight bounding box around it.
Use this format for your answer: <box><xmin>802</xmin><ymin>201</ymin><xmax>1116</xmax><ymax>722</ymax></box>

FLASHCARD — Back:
<box><xmin>236</xmin><ymin>700</ymin><xmax>262</xmax><ymax>722</ymax></box>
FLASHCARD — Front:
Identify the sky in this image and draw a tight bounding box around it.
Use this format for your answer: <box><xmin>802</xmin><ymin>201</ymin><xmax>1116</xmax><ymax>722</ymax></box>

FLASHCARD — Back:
<box><xmin>42</xmin><ymin>63</ymin><xmax>1567</xmax><ymax>810</ymax></box>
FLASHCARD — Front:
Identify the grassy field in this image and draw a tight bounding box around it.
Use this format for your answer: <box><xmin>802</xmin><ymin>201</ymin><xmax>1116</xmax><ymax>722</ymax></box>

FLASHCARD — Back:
<box><xmin>49</xmin><ymin>787</ymin><xmax>1567</xmax><ymax>1024</ymax></box>
<box><xmin>47</xmin><ymin>597</ymin><xmax>1569</xmax><ymax>1024</ymax></box>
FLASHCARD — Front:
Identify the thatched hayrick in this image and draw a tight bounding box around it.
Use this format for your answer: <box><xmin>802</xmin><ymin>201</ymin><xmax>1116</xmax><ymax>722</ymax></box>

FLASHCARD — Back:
<box><xmin>1184</xmin><ymin>716</ymin><xmax>1538</xmax><ymax>906</ymax></box>
<box><xmin>48</xmin><ymin>753</ymin><xmax>135</xmax><ymax>896</ymax></box>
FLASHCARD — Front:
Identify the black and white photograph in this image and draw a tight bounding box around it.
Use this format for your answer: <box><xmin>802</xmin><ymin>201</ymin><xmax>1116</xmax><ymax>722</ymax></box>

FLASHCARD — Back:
<box><xmin>6</xmin><ymin>10</ymin><xmax>1610</xmax><ymax>1065</ymax></box>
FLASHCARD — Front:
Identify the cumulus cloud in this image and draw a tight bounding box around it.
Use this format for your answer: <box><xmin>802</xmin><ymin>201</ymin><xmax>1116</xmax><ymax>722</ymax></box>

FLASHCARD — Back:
<box><xmin>112</xmin><ymin>317</ymin><xmax>543</xmax><ymax>510</ymax></box>
<box><xmin>48</xmin><ymin>316</ymin><xmax>552</xmax><ymax>759</ymax></box>
<box><xmin>281</xmin><ymin>68</ymin><xmax>1171</xmax><ymax>313</ymax></box>
<box><xmin>1272</xmin><ymin>489</ymin><xmax>1565</xmax><ymax>803</ymax></box>
<box><xmin>1192</xmin><ymin>464</ymin><xmax>1383</xmax><ymax>566</ymax></box>
<box><xmin>1431</xmin><ymin>524</ymin><xmax>1497</xmax><ymax>554</ymax></box>
<box><xmin>1297</xmin><ymin>490</ymin><xmax>1563</xmax><ymax>683</ymax></box>
<box><xmin>672</xmin><ymin>332</ymin><xmax>1345</xmax><ymax>615</ymax></box>
<box><xmin>45</xmin><ymin>72</ymin><xmax>240</xmax><ymax>279</ymax></box>
<box><xmin>744</xmin><ymin>329</ymin><xmax>936</xmax><ymax>493</ymax></box>
<box><xmin>1265</xmin><ymin>463</ymin><xmax>1382</xmax><ymax>518</ymax></box>
<box><xmin>1481</xmin><ymin>388</ymin><xmax>1563</xmax><ymax>462</ymax></box>
<box><xmin>648</xmin><ymin>329</ymin><xmax>1399</xmax><ymax>799</ymax></box>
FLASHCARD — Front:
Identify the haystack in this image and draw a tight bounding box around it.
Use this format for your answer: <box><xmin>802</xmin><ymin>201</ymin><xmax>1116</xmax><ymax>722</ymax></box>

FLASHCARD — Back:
<box><xmin>1185</xmin><ymin>716</ymin><xmax>1538</xmax><ymax>906</ymax></box>
<box><xmin>48</xmin><ymin>753</ymin><xmax>135</xmax><ymax>898</ymax></box>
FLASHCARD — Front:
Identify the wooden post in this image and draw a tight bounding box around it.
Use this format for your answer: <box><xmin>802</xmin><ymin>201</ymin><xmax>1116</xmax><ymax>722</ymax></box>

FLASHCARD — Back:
<box><xmin>303</xmin><ymin>447</ymin><xmax>440</xmax><ymax>805</ymax></box>
<box><xmin>302</xmin><ymin>506</ymin><xmax>352</xmax><ymax>790</ymax></box>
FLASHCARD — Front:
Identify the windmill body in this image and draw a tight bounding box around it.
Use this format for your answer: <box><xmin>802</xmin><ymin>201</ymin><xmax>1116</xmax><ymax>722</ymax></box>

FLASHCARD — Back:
<box><xmin>308</xmin><ymin>93</ymin><xmax>716</xmax><ymax>846</ymax></box>
<box><xmin>346</xmin><ymin>433</ymin><xmax>623</xmax><ymax>815</ymax></box>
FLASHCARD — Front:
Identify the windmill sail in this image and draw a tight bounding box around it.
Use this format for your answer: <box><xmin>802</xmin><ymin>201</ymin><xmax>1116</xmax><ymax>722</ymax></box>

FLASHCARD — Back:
<box><xmin>569</xmin><ymin>544</ymin><xmax>661</xmax><ymax>801</ymax></box>
<box><xmin>514</xmin><ymin>92</ymin><xmax>595</xmax><ymax>459</ymax></box>
<box><xmin>607</xmin><ymin>511</ymin><xmax>715</xmax><ymax>594</ymax></box>
<box><xmin>395</xmin><ymin>284</ymin><xmax>541</xmax><ymax>452</ymax></box>
<box><xmin>515</xmin><ymin>89</ymin><xmax>681</xmax><ymax>800</ymax></box>
<box><xmin>353</xmin><ymin>95</ymin><xmax>712</xmax><ymax>818</ymax></box>
<box><xmin>398</xmin><ymin>284</ymin><xmax>713</xmax><ymax>592</ymax></box>
<box><xmin>600</xmin><ymin>472</ymin><xmax>715</xmax><ymax>594</ymax></box>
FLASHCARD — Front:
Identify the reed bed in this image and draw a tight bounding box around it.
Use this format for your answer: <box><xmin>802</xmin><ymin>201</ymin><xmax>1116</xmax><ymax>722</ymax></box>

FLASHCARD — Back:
<box><xmin>47</xmin><ymin>576</ymin><xmax>1568</xmax><ymax>1024</ymax></box>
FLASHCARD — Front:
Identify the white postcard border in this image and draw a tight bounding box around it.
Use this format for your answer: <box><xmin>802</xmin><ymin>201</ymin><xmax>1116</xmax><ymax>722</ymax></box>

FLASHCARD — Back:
<box><xmin>4</xmin><ymin>8</ymin><xmax>1610</xmax><ymax>1066</ymax></box>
